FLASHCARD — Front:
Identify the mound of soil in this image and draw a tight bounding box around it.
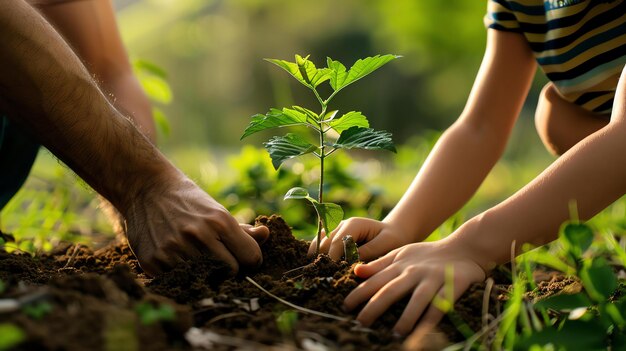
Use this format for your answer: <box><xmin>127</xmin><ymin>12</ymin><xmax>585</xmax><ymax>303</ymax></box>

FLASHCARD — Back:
<box><xmin>0</xmin><ymin>215</ymin><xmax>577</xmax><ymax>350</ymax></box>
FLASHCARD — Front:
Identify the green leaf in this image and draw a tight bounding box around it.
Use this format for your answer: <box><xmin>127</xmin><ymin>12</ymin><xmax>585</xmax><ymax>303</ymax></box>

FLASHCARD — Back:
<box><xmin>0</xmin><ymin>323</ymin><xmax>25</xmax><ymax>351</ymax></box>
<box><xmin>311</xmin><ymin>201</ymin><xmax>344</xmax><ymax>235</ymax></box>
<box><xmin>560</xmin><ymin>222</ymin><xmax>594</xmax><ymax>258</ymax></box>
<box><xmin>266</xmin><ymin>55</ymin><xmax>331</xmax><ymax>89</ymax></box>
<box><xmin>327</xmin><ymin>54</ymin><xmax>400</xmax><ymax>92</ymax></box>
<box><xmin>329</xmin><ymin>111</ymin><xmax>370</xmax><ymax>133</ymax></box>
<box><xmin>242</xmin><ymin>107</ymin><xmax>312</xmax><ymax>139</ymax></box>
<box><xmin>152</xmin><ymin>107</ymin><xmax>170</xmax><ymax>137</ymax></box>
<box><xmin>514</xmin><ymin>320</ymin><xmax>607</xmax><ymax>350</ymax></box>
<box><xmin>327</xmin><ymin>58</ymin><xmax>348</xmax><ymax>91</ymax></box>
<box><xmin>264</xmin><ymin>134</ymin><xmax>317</xmax><ymax>169</ymax></box>
<box><xmin>579</xmin><ymin>257</ymin><xmax>617</xmax><ymax>302</ymax></box>
<box><xmin>134</xmin><ymin>59</ymin><xmax>168</xmax><ymax>79</ymax></box>
<box><xmin>533</xmin><ymin>293</ymin><xmax>592</xmax><ymax>311</ymax></box>
<box><xmin>276</xmin><ymin>310</ymin><xmax>298</xmax><ymax>336</ymax></box>
<box><xmin>291</xmin><ymin>106</ymin><xmax>319</xmax><ymax>122</ymax></box>
<box><xmin>284</xmin><ymin>187</ymin><xmax>309</xmax><ymax>200</ymax></box>
<box><xmin>332</xmin><ymin>127</ymin><xmax>396</xmax><ymax>152</ymax></box>
<box><xmin>138</xmin><ymin>74</ymin><xmax>172</xmax><ymax>104</ymax></box>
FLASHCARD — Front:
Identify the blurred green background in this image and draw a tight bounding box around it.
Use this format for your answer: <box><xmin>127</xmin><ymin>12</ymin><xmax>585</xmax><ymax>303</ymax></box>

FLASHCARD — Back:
<box><xmin>2</xmin><ymin>0</ymin><xmax>572</xmax><ymax>249</ymax></box>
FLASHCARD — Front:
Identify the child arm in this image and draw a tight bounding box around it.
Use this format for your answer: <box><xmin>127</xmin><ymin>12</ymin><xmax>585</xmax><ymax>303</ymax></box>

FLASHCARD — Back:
<box><xmin>315</xmin><ymin>29</ymin><xmax>537</xmax><ymax>260</ymax></box>
<box><xmin>344</xmin><ymin>64</ymin><xmax>626</xmax><ymax>336</ymax></box>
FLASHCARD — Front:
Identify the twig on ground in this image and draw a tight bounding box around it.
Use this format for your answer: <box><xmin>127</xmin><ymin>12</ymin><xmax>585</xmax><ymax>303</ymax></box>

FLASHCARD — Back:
<box><xmin>62</xmin><ymin>244</ymin><xmax>81</xmax><ymax>269</ymax></box>
<box><xmin>245</xmin><ymin>276</ymin><xmax>354</xmax><ymax>323</ymax></box>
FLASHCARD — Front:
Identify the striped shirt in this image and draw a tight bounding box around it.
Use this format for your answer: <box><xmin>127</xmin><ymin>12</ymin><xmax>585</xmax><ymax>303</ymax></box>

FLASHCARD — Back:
<box><xmin>484</xmin><ymin>0</ymin><xmax>626</xmax><ymax>114</ymax></box>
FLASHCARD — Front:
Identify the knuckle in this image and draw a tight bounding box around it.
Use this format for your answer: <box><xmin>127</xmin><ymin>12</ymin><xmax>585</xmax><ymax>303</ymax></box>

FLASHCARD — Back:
<box><xmin>403</xmin><ymin>265</ymin><xmax>421</xmax><ymax>276</ymax></box>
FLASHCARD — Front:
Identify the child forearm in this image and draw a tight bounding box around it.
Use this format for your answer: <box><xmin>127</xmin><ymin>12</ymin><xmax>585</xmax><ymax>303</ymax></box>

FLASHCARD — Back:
<box><xmin>383</xmin><ymin>120</ymin><xmax>509</xmax><ymax>242</ymax></box>
<box><xmin>451</xmin><ymin>109</ymin><xmax>626</xmax><ymax>271</ymax></box>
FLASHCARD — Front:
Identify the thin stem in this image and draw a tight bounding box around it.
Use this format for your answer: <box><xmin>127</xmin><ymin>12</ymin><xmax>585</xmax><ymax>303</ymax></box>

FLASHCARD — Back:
<box><xmin>312</xmin><ymin>87</ymin><xmax>325</xmax><ymax>108</ymax></box>
<box><xmin>245</xmin><ymin>276</ymin><xmax>353</xmax><ymax>323</ymax></box>
<box><xmin>315</xmin><ymin>101</ymin><xmax>327</xmax><ymax>255</ymax></box>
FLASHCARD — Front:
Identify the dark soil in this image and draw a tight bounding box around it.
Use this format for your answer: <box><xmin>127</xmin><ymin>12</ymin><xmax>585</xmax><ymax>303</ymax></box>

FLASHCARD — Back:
<box><xmin>0</xmin><ymin>215</ymin><xmax>579</xmax><ymax>350</ymax></box>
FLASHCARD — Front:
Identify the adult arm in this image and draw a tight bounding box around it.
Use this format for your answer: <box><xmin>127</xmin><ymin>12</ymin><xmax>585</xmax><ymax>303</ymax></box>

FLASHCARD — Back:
<box><xmin>317</xmin><ymin>29</ymin><xmax>537</xmax><ymax>260</ymax></box>
<box><xmin>0</xmin><ymin>0</ymin><xmax>268</xmax><ymax>275</ymax></box>
<box><xmin>36</xmin><ymin>0</ymin><xmax>156</xmax><ymax>142</ymax></box>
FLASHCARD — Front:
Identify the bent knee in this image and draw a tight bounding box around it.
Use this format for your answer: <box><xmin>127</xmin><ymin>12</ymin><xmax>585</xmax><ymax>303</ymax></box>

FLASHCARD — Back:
<box><xmin>535</xmin><ymin>83</ymin><xmax>567</xmax><ymax>155</ymax></box>
<box><xmin>535</xmin><ymin>83</ymin><xmax>608</xmax><ymax>156</ymax></box>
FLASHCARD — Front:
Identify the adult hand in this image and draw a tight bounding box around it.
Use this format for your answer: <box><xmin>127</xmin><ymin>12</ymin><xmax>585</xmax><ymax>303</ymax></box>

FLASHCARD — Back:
<box><xmin>123</xmin><ymin>175</ymin><xmax>269</xmax><ymax>276</ymax></box>
<box><xmin>343</xmin><ymin>240</ymin><xmax>486</xmax><ymax>335</ymax></box>
<box><xmin>309</xmin><ymin>217</ymin><xmax>413</xmax><ymax>261</ymax></box>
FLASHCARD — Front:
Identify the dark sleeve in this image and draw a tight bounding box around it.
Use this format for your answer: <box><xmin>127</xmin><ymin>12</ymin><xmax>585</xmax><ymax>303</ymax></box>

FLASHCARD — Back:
<box><xmin>484</xmin><ymin>0</ymin><xmax>522</xmax><ymax>33</ymax></box>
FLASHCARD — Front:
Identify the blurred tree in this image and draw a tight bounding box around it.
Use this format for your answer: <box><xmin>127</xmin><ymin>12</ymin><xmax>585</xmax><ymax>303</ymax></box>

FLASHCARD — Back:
<box><xmin>114</xmin><ymin>0</ymin><xmax>538</xmax><ymax>149</ymax></box>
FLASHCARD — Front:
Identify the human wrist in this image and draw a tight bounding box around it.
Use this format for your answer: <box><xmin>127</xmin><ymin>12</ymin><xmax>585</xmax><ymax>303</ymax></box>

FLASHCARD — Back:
<box><xmin>382</xmin><ymin>215</ymin><xmax>423</xmax><ymax>243</ymax></box>
<box><xmin>442</xmin><ymin>214</ymin><xmax>499</xmax><ymax>275</ymax></box>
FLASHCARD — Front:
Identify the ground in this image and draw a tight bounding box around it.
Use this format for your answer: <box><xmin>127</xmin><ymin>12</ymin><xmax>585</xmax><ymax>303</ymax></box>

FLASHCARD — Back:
<box><xmin>0</xmin><ymin>215</ymin><xmax>582</xmax><ymax>350</ymax></box>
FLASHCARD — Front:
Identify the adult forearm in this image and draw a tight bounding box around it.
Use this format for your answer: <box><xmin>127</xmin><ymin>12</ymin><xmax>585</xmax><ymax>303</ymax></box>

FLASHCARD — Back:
<box><xmin>384</xmin><ymin>121</ymin><xmax>507</xmax><ymax>241</ymax></box>
<box><xmin>0</xmin><ymin>1</ymin><xmax>176</xmax><ymax>211</ymax></box>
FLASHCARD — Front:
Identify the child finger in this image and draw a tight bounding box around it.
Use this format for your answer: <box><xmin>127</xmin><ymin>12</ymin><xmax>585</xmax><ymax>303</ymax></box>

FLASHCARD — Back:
<box><xmin>344</xmin><ymin>264</ymin><xmax>400</xmax><ymax>311</ymax></box>
<box><xmin>353</xmin><ymin>250</ymin><xmax>398</xmax><ymax>278</ymax></box>
<box><xmin>356</xmin><ymin>274</ymin><xmax>419</xmax><ymax>327</ymax></box>
<box><xmin>393</xmin><ymin>281</ymin><xmax>442</xmax><ymax>335</ymax></box>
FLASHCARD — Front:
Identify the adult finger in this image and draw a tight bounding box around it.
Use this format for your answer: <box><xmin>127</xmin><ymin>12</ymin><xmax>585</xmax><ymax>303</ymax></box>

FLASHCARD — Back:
<box><xmin>240</xmin><ymin>224</ymin><xmax>270</xmax><ymax>244</ymax></box>
<box><xmin>196</xmin><ymin>234</ymin><xmax>240</xmax><ymax>274</ymax></box>
<box><xmin>140</xmin><ymin>250</ymin><xmax>185</xmax><ymax>277</ymax></box>
<box><xmin>344</xmin><ymin>264</ymin><xmax>400</xmax><ymax>311</ymax></box>
<box><xmin>356</xmin><ymin>274</ymin><xmax>418</xmax><ymax>327</ymax></box>
<box><xmin>221</xmin><ymin>224</ymin><xmax>264</xmax><ymax>269</ymax></box>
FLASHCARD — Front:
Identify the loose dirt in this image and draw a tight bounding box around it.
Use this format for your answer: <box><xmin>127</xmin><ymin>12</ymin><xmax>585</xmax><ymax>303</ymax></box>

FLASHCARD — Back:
<box><xmin>0</xmin><ymin>216</ymin><xmax>579</xmax><ymax>350</ymax></box>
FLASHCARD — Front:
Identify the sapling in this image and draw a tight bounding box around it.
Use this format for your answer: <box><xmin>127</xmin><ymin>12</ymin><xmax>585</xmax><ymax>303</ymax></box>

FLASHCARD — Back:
<box><xmin>242</xmin><ymin>54</ymin><xmax>399</xmax><ymax>257</ymax></box>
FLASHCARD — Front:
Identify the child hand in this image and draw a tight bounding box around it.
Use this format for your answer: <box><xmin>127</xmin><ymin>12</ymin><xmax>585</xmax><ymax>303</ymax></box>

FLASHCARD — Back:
<box><xmin>308</xmin><ymin>217</ymin><xmax>413</xmax><ymax>261</ymax></box>
<box><xmin>343</xmin><ymin>240</ymin><xmax>486</xmax><ymax>335</ymax></box>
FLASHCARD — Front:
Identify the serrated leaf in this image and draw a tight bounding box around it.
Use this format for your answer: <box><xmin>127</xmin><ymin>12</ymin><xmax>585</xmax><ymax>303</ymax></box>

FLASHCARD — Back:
<box><xmin>327</xmin><ymin>58</ymin><xmax>348</xmax><ymax>91</ymax></box>
<box><xmin>533</xmin><ymin>292</ymin><xmax>592</xmax><ymax>311</ymax></box>
<box><xmin>266</xmin><ymin>55</ymin><xmax>331</xmax><ymax>89</ymax></box>
<box><xmin>333</xmin><ymin>127</ymin><xmax>396</xmax><ymax>152</ymax></box>
<box><xmin>560</xmin><ymin>222</ymin><xmax>594</xmax><ymax>258</ymax></box>
<box><xmin>579</xmin><ymin>257</ymin><xmax>617</xmax><ymax>302</ymax></box>
<box><xmin>242</xmin><ymin>107</ymin><xmax>312</xmax><ymax>139</ymax></box>
<box><xmin>311</xmin><ymin>201</ymin><xmax>344</xmax><ymax>235</ymax></box>
<box><xmin>264</xmin><ymin>134</ymin><xmax>317</xmax><ymax>169</ymax></box>
<box><xmin>329</xmin><ymin>111</ymin><xmax>370</xmax><ymax>133</ymax></box>
<box><xmin>327</xmin><ymin>54</ymin><xmax>399</xmax><ymax>92</ymax></box>
<box><xmin>284</xmin><ymin>187</ymin><xmax>309</xmax><ymax>200</ymax></box>
<box><xmin>291</xmin><ymin>106</ymin><xmax>319</xmax><ymax>122</ymax></box>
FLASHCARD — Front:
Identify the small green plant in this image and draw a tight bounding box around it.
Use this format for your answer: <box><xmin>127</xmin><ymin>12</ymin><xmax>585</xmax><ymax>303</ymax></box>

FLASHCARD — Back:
<box><xmin>491</xmin><ymin>221</ymin><xmax>626</xmax><ymax>350</ymax></box>
<box><xmin>276</xmin><ymin>309</ymin><xmax>298</xmax><ymax>337</ymax></box>
<box><xmin>242</xmin><ymin>54</ymin><xmax>399</xmax><ymax>253</ymax></box>
<box><xmin>21</xmin><ymin>301</ymin><xmax>53</xmax><ymax>320</ymax></box>
<box><xmin>135</xmin><ymin>301</ymin><xmax>176</xmax><ymax>326</ymax></box>
<box><xmin>0</xmin><ymin>323</ymin><xmax>25</xmax><ymax>351</ymax></box>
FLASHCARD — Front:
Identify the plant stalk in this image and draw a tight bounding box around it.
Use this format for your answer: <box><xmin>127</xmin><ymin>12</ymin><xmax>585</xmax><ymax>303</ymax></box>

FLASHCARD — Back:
<box><xmin>315</xmin><ymin>102</ymin><xmax>327</xmax><ymax>255</ymax></box>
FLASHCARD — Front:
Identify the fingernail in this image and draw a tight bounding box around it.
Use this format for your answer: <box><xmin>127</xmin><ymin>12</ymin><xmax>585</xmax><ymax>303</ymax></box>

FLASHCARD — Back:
<box><xmin>392</xmin><ymin>331</ymin><xmax>403</xmax><ymax>339</ymax></box>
